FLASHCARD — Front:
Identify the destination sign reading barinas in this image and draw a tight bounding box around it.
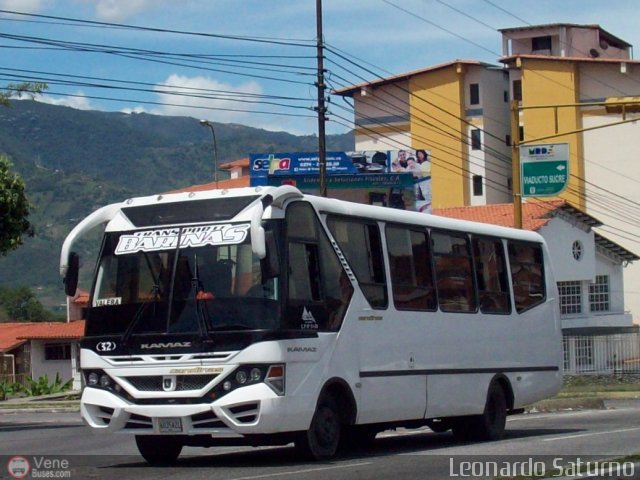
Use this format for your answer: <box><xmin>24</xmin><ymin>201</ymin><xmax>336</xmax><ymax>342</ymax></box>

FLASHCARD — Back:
<box><xmin>115</xmin><ymin>223</ymin><xmax>250</xmax><ymax>255</ymax></box>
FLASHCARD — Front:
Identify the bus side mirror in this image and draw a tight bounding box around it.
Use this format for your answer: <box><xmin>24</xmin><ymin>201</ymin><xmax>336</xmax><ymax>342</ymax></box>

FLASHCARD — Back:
<box><xmin>64</xmin><ymin>252</ymin><xmax>80</xmax><ymax>297</ymax></box>
<box><xmin>261</xmin><ymin>231</ymin><xmax>280</xmax><ymax>279</ymax></box>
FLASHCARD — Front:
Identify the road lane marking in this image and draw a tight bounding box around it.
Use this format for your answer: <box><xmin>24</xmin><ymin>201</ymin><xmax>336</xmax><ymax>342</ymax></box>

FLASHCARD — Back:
<box><xmin>225</xmin><ymin>462</ymin><xmax>372</xmax><ymax>480</ymax></box>
<box><xmin>543</xmin><ymin>427</ymin><xmax>640</xmax><ymax>442</ymax></box>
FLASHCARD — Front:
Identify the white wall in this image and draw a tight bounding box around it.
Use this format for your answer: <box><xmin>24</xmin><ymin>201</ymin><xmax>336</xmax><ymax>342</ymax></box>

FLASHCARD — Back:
<box><xmin>354</xmin><ymin>81</ymin><xmax>410</xmax><ymax>127</ymax></box>
<box><xmin>595</xmin><ymin>251</ymin><xmax>626</xmax><ymax>313</ymax></box>
<box><xmin>538</xmin><ymin>216</ymin><xmax>595</xmax><ymax>282</ymax></box>
<box><xmin>538</xmin><ymin>216</ymin><xmax>634</xmax><ymax>330</ymax></box>
<box><xmin>582</xmin><ymin>113</ymin><xmax>640</xmax><ymax>320</ymax></box>
<box><xmin>355</xmin><ymin>131</ymin><xmax>411</xmax><ymax>152</ymax></box>
<box><xmin>579</xmin><ymin>63</ymin><xmax>640</xmax><ymax>100</ymax></box>
<box><xmin>478</xmin><ymin>68</ymin><xmax>511</xmax><ymax>205</ymax></box>
<box><xmin>29</xmin><ymin>341</ymin><xmax>74</xmax><ymax>384</ymax></box>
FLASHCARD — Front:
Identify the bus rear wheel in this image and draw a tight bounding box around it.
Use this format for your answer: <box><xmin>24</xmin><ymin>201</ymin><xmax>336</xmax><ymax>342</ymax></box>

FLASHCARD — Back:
<box><xmin>452</xmin><ymin>383</ymin><xmax>507</xmax><ymax>442</ymax></box>
<box><xmin>135</xmin><ymin>435</ymin><xmax>183</xmax><ymax>465</ymax></box>
<box><xmin>295</xmin><ymin>394</ymin><xmax>341</xmax><ymax>460</ymax></box>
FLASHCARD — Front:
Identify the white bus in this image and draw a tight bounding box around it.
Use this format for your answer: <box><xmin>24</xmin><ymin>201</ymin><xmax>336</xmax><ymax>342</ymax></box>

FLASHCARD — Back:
<box><xmin>60</xmin><ymin>185</ymin><xmax>562</xmax><ymax>464</ymax></box>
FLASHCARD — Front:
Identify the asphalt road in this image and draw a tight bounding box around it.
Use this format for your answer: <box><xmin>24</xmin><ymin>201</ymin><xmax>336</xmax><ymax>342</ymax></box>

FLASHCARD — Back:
<box><xmin>1</xmin><ymin>400</ymin><xmax>640</xmax><ymax>479</ymax></box>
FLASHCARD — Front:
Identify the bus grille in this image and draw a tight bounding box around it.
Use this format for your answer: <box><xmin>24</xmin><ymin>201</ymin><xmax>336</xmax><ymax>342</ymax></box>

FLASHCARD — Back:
<box><xmin>125</xmin><ymin>413</ymin><xmax>153</xmax><ymax>430</ymax></box>
<box><xmin>191</xmin><ymin>411</ymin><xmax>226</xmax><ymax>429</ymax></box>
<box><xmin>124</xmin><ymin>374</ymin><xmax>217</xmax><ymax>392</ymax></box>
<box><xmin>96</xmin><ymin>406</ymin><xmax>114</xmax><ymax>426</ymax></box>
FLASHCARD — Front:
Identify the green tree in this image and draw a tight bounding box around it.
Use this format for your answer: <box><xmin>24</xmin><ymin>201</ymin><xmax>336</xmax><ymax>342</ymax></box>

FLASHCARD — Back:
<box><xmin>0</xmin><ymin>82</ymin><xmax>48</xmax><ymax>107</ymax></box>
<box><xmin>0</xmin><ymin>82</ymin><xmax>47</xmax><ymax>254</ymax></box>
<box><xmin>0</xmin><ymin>286</ymin><xmax>60</xmax><ymax>322</ymax></box>
<box><xmin>0</xmin><ymin>155</ymin><xmax>33</xmax><ymax>255</ymax></box>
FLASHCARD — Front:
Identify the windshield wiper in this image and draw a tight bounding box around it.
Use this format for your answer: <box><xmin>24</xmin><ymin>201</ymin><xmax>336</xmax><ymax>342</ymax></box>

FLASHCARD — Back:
<box><xmin>121</xmin><ymin>284</ymin><xmax>161</xmax><ymax>348</ymax></box>
<box><xmin>142</xmin><ymin>252</ymin><xmax>163</xmax><ymax>297</ymax></box>
<box><xmin>191</xmin><ymin>253</ymin><xmax>212</xmax><ymax>341</ymax></box>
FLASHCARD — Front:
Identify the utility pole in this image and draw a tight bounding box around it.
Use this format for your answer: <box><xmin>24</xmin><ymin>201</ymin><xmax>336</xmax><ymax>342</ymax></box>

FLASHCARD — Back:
<box><xmin>510</xmin><ymin>101</ymin><xmax>523</xmax><ymax>229</ymax></box>
<box><xmin>316</xmin><ymin>0</ymin><xmax>327</xmax><ymax>197</ymax></box>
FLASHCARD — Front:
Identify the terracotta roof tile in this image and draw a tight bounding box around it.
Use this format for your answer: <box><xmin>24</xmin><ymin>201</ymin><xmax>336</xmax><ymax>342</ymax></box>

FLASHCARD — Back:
<box><xmin>0</xmin><ymin>323</ymin><xmax>32</xmax><ymax>351</ymax></box>
<box><xmin>17</xmin><ymin>320</ymin><xmax>85</xmax><ymax>340</ymax></box>
<box><xmin>0</xmin><ymin>321</ymin><xmax>85</xmax><ymax>351</ymax></box>
<box><xmin>219</xmin><ymin>158</ymin><xmax>249</xmax><ymax>170</ymax></box>
<box><xmin>434</xmin><ymin>200</ymin><xmax>567</xmax><ymax>231</ymax></box>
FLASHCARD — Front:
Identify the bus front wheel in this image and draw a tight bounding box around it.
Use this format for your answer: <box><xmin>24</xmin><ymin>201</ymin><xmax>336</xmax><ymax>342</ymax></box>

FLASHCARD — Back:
<box><xmin>135</xmin><ymin>435</ymin><xmax>183</xmax><ymax>465</ymax></box>
<box><xmin>295</xmin><ymin>394</ymin><xmax>341</xmax><ymax>460</ymax></box>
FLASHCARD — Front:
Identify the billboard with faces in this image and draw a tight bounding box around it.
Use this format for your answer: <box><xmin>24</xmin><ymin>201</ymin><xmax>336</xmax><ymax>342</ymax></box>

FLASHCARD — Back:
<box><xmin>249</xmin><ymin>149</ymin><xmax>432</xmax><ymax>212</ymax></box>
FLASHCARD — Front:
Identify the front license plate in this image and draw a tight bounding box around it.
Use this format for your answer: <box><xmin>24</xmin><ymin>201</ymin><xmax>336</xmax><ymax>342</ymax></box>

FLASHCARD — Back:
<box><xmin>158</xmin><ymin>417</ymin><xmax>182</xmax><ymax>433</ymax></box>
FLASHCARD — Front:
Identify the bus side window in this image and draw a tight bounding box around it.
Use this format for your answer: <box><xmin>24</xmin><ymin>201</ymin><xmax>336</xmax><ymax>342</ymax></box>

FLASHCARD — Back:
<box><xmin>432</xmin><ymin>231</ymin><xmax>477</xmax><ymax>313</ymax></box>
<box><xmin>285</xmin><ymin>202</ymin><xmax>353</xmax><ymax>331</ymax></box>
<box><xmin>472</xmin><ymin>237</ymin><xmax>511</xmax><ymax>314</ymax></box>
<box><xmin>386</xmin><ymin>225</ymin><xmax>436</xmax><ymax>311</ymax></box>
<box><xmin>327</xmin><ymin>216</ymin><xmax>388</xmax><ymax>309</ymax></box>
<box><xmin>288</xmin><ymin>242</ymin><xmax>321</xmax><ymax>302</ymax></box>
<box><xmin>508</xmin><ymin>241</ymin><xmax>545</xmax><ymax>313</ymax></box>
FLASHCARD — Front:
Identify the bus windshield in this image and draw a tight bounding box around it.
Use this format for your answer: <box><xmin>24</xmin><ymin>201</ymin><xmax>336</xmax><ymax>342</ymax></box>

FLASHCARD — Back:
<box><xmin>86</xmin><ymin>223</ymin><xmax>280</xmax><ymax>337</ymax></box>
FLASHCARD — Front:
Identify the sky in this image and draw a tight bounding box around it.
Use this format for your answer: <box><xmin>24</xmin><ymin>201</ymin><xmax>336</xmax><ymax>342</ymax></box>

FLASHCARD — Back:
<box><xmin>1</xmin><ymin>0</ymin><xmax>639</xmax><ymax>135</ymax></box>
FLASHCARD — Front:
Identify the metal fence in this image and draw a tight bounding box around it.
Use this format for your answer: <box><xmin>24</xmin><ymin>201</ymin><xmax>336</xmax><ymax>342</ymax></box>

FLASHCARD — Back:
<box><xmin>0</xmin><ymin>373</ymin><xmax>30</xmax><ymax>386</ymax></box>
<box><xmin>563</xmin><ymin>333</ymin><xmax>640</xmax><ymax>375</ymax></box>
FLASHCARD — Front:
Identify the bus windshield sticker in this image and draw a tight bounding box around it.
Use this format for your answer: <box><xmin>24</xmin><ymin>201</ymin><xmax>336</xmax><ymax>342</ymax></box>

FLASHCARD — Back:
<box><xmin>114</xmin><ymin>223</ymin><xmax>250</xmax><ymax>255</ymax></box>
<box><xmin>95</xmin><ymin>297</ymin><xmax>122</xmax><ymax>307</ymax></box>
<box><xmin>301</xmin><ymin>307</ymin><xmax>318</xmax><ymax>330</ymax></box>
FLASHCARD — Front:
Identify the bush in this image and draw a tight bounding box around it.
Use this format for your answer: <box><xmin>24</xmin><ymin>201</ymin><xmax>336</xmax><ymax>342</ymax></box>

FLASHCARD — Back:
<box><xmin>22</xmin><ymin>373</ymin><xmax>72</xmax><ymax>397</ymax></box>
<box><xmin>0</xmin><ymin>379</ymin><xmax>22</xmax><ymax>401</ymax></box>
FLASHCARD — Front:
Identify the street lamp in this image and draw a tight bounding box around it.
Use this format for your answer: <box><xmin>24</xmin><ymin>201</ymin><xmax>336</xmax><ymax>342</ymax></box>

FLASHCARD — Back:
<box><xmin>199</xmin><ymin>119</ymin><xmax>219</xmax><ymax>184</ymax></box>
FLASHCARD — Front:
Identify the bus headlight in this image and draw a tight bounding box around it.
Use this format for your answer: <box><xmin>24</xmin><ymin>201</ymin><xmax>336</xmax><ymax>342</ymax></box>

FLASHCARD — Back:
<box><xmin>84</xmin><ymin>369</ymin><xmax>114</xmax><ymax>390</ymax></box>
<box><xmin>87</xmin><ymin>372</ymin><xmax>99</xmax><ymax>386</ymax></box>
<box><xmin>236</xmin><ymin>370</ymin><xmax>248</xmax><ymax>385</ymax></box>
<box><xmin>213</xmin><ymin>364</ymin><xmax>285</xmax><ymax>398</ymax></box>
<box><xmin>249</xmin><ymin>368</ymin><xmax>262</xmax><ymax>382</ymax></box>
<box><xmin>99</xmin><ymin>374</ymin><xmax>112</xmax><ymax>388</ymax></box>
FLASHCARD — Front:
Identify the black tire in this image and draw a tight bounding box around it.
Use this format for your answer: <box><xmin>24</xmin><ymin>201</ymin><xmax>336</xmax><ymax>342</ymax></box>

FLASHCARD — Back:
<box><xmin>295</xmin><ymin>394</ymin><xmax>341</xmax><ymax>460</ymax></box>
<box><xmin>135</xmin><ymin>435</ymin><xmax>183</xmax><ymax>465</ymax></box>
<box><xmin>426</xmin><ymin>418</ymin><xmax>451</xmax><ymax>433</ymax></box>
<box><xmin>452</xmin><ymin>383</ymin><xmax>507</xmax><ymax>442</ymax></box>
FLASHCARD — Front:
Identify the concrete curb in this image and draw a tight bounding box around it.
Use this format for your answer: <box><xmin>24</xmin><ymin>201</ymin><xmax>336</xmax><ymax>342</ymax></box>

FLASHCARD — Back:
<box><xmin>526</xmin><ymin>397</ymin><xmax>606</xmax><ymax>413</ymax></box>
<box><xmin>0</xmin><ymin>406</ymin><xmax>80</xmax><ymax>414</ymax></box>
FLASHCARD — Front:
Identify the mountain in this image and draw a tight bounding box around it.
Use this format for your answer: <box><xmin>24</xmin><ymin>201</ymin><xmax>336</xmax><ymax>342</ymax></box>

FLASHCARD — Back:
<box><xmin>0</xmin><ymin>100</ymin><xmax>354</xmax><ymax>312</ymax></box>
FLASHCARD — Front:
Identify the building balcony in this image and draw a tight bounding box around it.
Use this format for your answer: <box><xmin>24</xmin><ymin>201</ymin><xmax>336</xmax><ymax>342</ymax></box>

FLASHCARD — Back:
<box><xmin>561</xmin><ymin>311</ymin><xmax>635</xmax><ymax>331</ymax></box>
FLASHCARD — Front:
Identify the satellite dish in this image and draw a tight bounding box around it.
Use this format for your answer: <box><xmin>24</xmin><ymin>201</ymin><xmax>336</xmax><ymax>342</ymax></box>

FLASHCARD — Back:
<box><xmin>589</xmin><ymin>48</ymin><xmax>600</xmax><ymax>58</ymax></box>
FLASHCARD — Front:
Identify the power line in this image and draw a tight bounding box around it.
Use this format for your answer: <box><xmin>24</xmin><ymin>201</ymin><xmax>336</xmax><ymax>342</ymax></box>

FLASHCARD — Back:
<box><xmin>0</xmin><ymin>68</ymin><xmax>307</xmax><ymax>100</ymax></box>
<box><xmin>324</xmin><ymin>52</ymin><xmax>633</xmax><ymax>242</ymax></box>
<box><xmin>331</xmin><ymin>4</ymin><xmax>640</xmax><ymax>228</ymax></box>
<box><xmin>324</xmin><ymin>50</ymin><xmax>517</xmax><ymax>181</ymax></box>
<box><xmin>0</xmin><ymin>9</ymin><xmax>317</xmax><ymax>47</ymax></box>
<box><xmin>0</xmin><ymin>43</ymin><xmax>316</xmax><ymax>60</ymax></box>
<box><xmin>0</xmin><ymin>32</ymin><xmax>316</xmax><ymax>86</ymax></box>
<box><xmin>0</xmin><ymin>88</ymin><xmax>317</xmax><ymax>119</ymax></box>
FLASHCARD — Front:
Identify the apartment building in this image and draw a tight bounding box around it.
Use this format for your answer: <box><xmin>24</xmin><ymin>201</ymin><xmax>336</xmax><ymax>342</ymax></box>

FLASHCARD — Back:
<box><xmin>334</xmin><ymin>22</ymin><xmax>640</xmax><ymax>320</ymax></box>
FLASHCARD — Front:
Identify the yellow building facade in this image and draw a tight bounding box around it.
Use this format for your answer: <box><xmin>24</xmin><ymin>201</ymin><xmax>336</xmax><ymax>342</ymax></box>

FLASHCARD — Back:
<box><xmin>335</xmin><ymin>60</ymin><xmax>512</xmax><ymax>209</ymax></box>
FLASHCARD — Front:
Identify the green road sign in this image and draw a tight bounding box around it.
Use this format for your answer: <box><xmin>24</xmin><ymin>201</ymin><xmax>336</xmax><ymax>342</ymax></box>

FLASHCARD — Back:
<box><xmin>520</xmin><ymin>143</ymin><xmax>569</xmax><ymax>197</ymax></box>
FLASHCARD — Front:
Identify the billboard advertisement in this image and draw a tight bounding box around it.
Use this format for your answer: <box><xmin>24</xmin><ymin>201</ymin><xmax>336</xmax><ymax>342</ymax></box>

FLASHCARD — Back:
<box><xmin>249</xmin><ymin>149</ymin><xmax>432</xmax><ymax>212</ymax></box>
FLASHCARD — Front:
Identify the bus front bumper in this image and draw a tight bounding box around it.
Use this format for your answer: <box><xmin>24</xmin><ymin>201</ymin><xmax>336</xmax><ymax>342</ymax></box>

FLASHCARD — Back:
<box><xmin>80</xmin><ymin>385</ymin><xmax>312</xmax><ymax>437</ymax></box>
